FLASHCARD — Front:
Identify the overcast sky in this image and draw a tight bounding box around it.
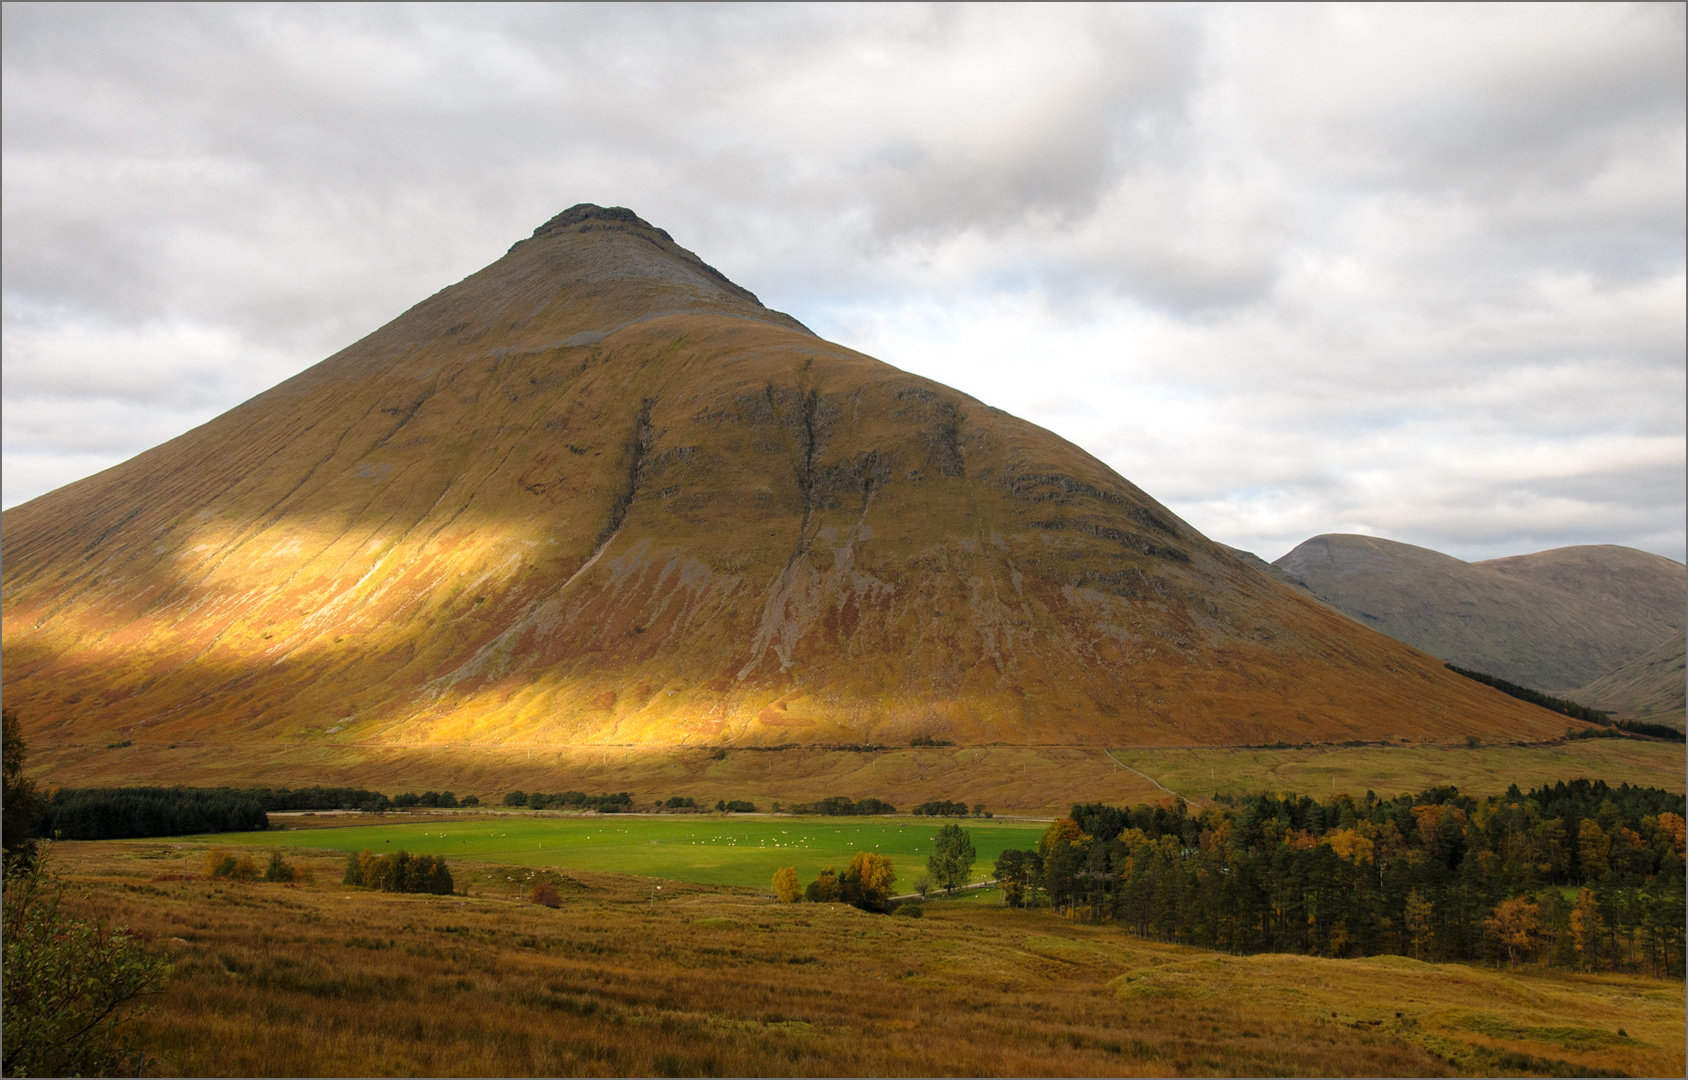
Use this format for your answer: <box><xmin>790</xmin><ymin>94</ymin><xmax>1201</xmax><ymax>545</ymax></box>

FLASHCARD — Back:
<box><xmin>4</xmin><ymin>2</ymin><xmax>1683</xmax><ymax>563</ymax></box>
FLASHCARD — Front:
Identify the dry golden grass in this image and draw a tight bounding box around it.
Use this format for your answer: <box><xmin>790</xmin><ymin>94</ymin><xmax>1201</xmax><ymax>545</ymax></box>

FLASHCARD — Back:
<box><xmin>45</xmin><ymin>841</ymin><xmax>1684</xmax><ymax>1077</ymax></box>
<box><xmin>1114</xmin><ymin>739</ymin><xmax>1686</xmax><ymax>804</ymax></box>
<box><xmin>32</xmin><ymin>737</ymin><xmax>1684</xmax><ymax>819</ymax></box>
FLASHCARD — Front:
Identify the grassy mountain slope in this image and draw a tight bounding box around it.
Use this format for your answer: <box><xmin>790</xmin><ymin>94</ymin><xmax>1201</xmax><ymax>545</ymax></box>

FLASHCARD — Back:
<box><xmin>1</xmin><ymin>207</ymin><xmax>1579</xmax><ymax>769</ymax></box>
<box><xmin>1273</xmin><ymin>534</ymin><xmax>1683</xmax><ymax>692</ymax></box>
<box><xmin>1477</xmin><ymin>545</ymin><xmax>1686</xmax><ymax>633</ymax></box>
<box><xmin>1569</xmin><ymin>629</ymin><xmax>1687</xmax><ymax>732</ymax></box>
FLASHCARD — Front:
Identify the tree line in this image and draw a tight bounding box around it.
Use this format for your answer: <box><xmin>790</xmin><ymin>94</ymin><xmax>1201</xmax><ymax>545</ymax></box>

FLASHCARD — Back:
<box><xmin>341</xmin><ymin>849</ymin><xmax>455</xmax><ymax>894</ymax></box>
<box><xmin>1445</xmin><ymin>663</ymin><xmax>1685</xmax><ymax>741</ymax></box>
<box><xmin>992</xmin><ymin>779</ymin><xmax>1685</xmax><ymax>975</ymax></box>
<box><xmin>30</xmin><ymin>783</ymin><xmax>409</xmax><ymax>840</ymax></box>
<box><xmin>501</xmin><ymin>790</ymin><xmax>635</xmax><ymax>812</ymax></box>
<box><xmin>786</xmin><ymin>796</ymin><xmax>896</xmax><ymax>815</ymax></box>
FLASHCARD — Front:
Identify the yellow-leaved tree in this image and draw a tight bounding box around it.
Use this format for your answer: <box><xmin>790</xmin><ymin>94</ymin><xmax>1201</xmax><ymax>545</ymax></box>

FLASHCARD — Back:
<box><xmin>1483</xmin><ymin>896</ymin><xmax>1540</xmax><ymax>967</ymax></box>
<box><xmin>842</xmin><ymin>851</ymin><xmax>896</xmax><ymax>912</ymax></box>
<box><xmin>772</xmin><ymin>866</ymin><xmax>801</xmax><ymax>903</ymax></box>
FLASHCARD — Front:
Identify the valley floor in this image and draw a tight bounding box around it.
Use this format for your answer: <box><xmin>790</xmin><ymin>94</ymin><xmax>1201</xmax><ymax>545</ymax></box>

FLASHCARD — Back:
<box><xmin>51</xmin><ymin>841</ymin><xmax>1687</xmax><ymax>1078</ymax></box>
<box><xmin>25</xmin><ymin>737</ymin><xmax>1686</xmax><ymax>816</ymax></box>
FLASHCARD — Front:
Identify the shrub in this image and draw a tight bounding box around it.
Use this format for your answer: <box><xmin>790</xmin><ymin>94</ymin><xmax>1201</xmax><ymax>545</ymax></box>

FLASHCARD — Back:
<box><xmin>911</xmin><ymin>800</ymin><xmax>969</xmax><ymax>817</ymax></box>
<box><xmin>503</xmin><ymin>791</ymin><xmax>527</xmax><ymax>807</ymax></box>
<box><xmin>2</xmin><ymin>847</ymin><xmax>171</xmax><ymax>1077</ymax></box>
<box><xmin>460</xmin><ymin>795</ymin><xmax>480</xmax><ymax>807</ymax></box>
<box><xmin>531</xmin><ymin>881</ymin><xmax>561</xmax><ymax>908</ymax></box>
<box><xmin>2</xmin><ymin>708</ymin><xmax>44</xmax><ymax>869</ymax></box>
<box><xmin>263</xmin><ymin>851</ymin><xmax>296</xmax><ymax>883</ymax></box>
<box><xmin>894</xmin><ymin>902</ymin><xmax>924</xmax><ymax>918</ymax></box>
<box><xmin>721</xmin><ymin>800</ymin><xmax>757</xmax><ymax>813</ymax></box>
<box><xmin>203</xmin><ymin>848</ymin><xmax>237</xmax><ymax>879</ymax></box>
<box><xmin>805</xmin><ymin>868</ymin><xmax>842</xmax><ymax>903</ymax></box>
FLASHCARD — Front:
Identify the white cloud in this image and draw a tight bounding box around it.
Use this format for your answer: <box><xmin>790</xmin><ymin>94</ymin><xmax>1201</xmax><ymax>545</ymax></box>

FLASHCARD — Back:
<box><xmin>2</xmin><ymin>2</ymin><xmax>1682</xmax><ymax>564</ymax></box>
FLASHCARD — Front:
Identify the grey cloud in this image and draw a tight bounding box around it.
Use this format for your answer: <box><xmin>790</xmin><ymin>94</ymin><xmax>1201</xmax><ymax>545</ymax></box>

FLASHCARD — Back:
<box><xmin>2</xmin><ymin>3</ymin><xmax>1682</xmax><ymax>565</ymax></box>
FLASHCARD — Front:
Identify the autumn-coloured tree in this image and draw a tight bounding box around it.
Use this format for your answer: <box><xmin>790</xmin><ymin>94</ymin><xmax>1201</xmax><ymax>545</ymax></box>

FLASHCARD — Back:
<box><xmin>1577</xmin><ymin>819</ymin><xmax>1610</xmax><ymax>880</ymax></box>
<box><xmin>1404</xmin><ymin>889</ymin><xmax>1434</xmax><ymax>960</ymax></box>
<box><xmin>842</xmin><ymin>851</ymin><xmax>896</xmax><ymax>912</ymax></box>
<box><xmin>531</xmin><ymin>881</ymin><xmax>561</xmax><ymax>908</ymax></box>
<box><xmin>1483</xmin><ymin>896</ymin><xmax>1540</xmax><ymax>966</ymax></box>
<box><xmin>1320</xmin><ymin>828</ymin><xmax>1374</xmax><ymax>864</ymax></box>
<box><xmin>772</xmin><ymin>866</ymin><xmax>801</xmax><ymax>903</ymax></box>
<box><xmin>1657</xmin><ymin>811</ymin><xmax>1686</xmax><ymax>856</ymax></box>
<box><xmin>1570</xmin><ymin>887</ymin><xmax>1604</xmax><ymax>970</ymax></box>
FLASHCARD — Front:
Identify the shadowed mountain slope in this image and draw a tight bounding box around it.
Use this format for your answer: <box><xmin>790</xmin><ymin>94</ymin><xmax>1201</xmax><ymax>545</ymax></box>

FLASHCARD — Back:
<box><xmin>1274</xmin><ymin>535</ymin><xmax>1684</xmax><ymax>692</ymax></box>
<box><xmin>1569</xmin><ymin>629</ymin><xmax>1687</xmax><ymax>732</ymax></box>
<box><xmin>2</xmin><ymin>207</ymin><xmax>1577</xmax><ymax>760</ymax></box>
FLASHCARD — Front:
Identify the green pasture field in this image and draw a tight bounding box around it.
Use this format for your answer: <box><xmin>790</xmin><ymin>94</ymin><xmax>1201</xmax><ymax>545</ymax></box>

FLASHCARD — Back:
<box><xmin>189</xmin><ymin>815</ymin><xmax>1046</xmax><ymax>891</ymax></box>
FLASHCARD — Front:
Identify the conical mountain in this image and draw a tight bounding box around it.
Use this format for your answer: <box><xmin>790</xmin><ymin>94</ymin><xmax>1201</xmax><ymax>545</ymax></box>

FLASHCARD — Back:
<box><xmin>2</xmin><ymin>205</ymin><xmax>1572</xmax><ymax>765</ymax></box>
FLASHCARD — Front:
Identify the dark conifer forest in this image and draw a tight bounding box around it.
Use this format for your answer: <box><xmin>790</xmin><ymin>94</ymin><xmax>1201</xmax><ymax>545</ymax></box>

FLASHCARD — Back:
<box><xmin>994</xmin><ymin>780</ymin><xmax>1686</xmax><ymax>975</ymax></box>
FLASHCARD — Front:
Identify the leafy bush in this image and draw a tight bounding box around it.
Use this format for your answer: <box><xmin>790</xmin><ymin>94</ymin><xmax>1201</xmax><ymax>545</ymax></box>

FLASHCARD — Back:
<box><xmin>263</xmin><ymin>851</ymin><xmax>299</xmax><ymax>883</ymax></box>
<box><xmin>805</xmin><ymin>868</ymin><xmax>842</xmax><ymax>903</ymax></box>
<box><xmin>894</xmin><ymin>902</ymin><xmax>924</xmax><ymax>918</ymax></box>
<box><xmin>503</xmin><ymin>791</ymin><xmax>528</xmax><ymax>807</ymax></box>
<box><xmin>716</xmin><ymin>800</ymin><xmax>757</xmax><ymax>813</ymax></box>
<box><xmin>202</xmin><ymin>848</ymin><xmax>259</xmax><ymax>880</ymax></box>
<box><xmin>1</xmin><ymin>847</ymin><xmax>172</xmax><ymax>1077</ymax></box>
<box><xmin>908</xmin><ymin>736</ymin><xmax>953</xmax><ymax>747</ymax></box>
<box><xmin>912</xmin><ymin>800</ymin><xmax>970</xmax><ymax>817</ymax></box>
<box><xmin>772</xmin><ymin>866</ymin><xmax>802</xmax><ymax>903</ymax></box>
<box><xmin>531</xmin><ymin>881</ymin><xmax>561</xmax><ymax>908</ymax></box>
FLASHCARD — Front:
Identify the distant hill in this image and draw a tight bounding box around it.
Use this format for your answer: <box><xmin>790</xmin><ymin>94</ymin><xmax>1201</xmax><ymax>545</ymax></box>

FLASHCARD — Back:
<box><xmin>1273</xmin><ymin>535</ymin><xmax>1684</xmax><ymax>692</ymax></box>
<box><xmin>1477</xmin><ymin>545</ymin><xmax>1687</xmax><ymax>634</ymax></box>
<box><xmin>1568</xmin><ymin>629</ymin><xmax>1687</xmax><ymax>732</ymax></box>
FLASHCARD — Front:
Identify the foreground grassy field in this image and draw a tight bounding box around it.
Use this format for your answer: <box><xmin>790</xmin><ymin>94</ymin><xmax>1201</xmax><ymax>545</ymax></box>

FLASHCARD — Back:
<box><xmin>195</xmin><ymin>814</ymin><xmax>1045</xmax><ymax>890</ymax></box>
<box><xmin>1113</xmin><ymin>739</ymin><xmax>1686</xmax><ymax>804</ymax></box>
<box><xmin>50</xmin><ymin>841</ymin><xmax>1685</xmax><ymax>1077</ymax></box>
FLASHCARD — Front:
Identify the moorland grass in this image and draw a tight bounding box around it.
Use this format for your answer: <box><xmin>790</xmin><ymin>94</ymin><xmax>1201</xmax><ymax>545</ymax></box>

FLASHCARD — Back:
<box><xmin>49</xmin><ymin>841</ymin><xmax>1685</xmax><ymax>1078</ymax></box>
<box><xmin>185</xmin><ymin>815</ymin><xmax>1045</xmax><ymax>891</ymax></box>
<box><xmin>1113</xmin><ymin>739</ymin><xmax>1686</xmax><ymax>804</ymax></box>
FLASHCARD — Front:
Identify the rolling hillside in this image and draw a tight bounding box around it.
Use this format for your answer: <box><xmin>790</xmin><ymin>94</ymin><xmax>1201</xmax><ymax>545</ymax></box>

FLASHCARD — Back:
<box><xmin>1569</xmin><ymin>629</ymin><xmax>1687</xmax><ymax>732</ymax></box>
<box><xmin>1</xmin><ymin>206</ymin><xmax>1578</xmax><ymax>780</ymax></box>
<box><xmin>1274</xmin><ymin>535</ymin><xmax>1683</xmax><ymax>692</ymax></box>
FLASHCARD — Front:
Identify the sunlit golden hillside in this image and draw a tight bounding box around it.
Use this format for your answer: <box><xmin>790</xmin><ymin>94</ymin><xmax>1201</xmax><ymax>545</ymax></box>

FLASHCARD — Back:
<box><xmin>1</xmin><ymin>205</ymin><xmax>1578</xmax><ymax>770</ymax></box>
